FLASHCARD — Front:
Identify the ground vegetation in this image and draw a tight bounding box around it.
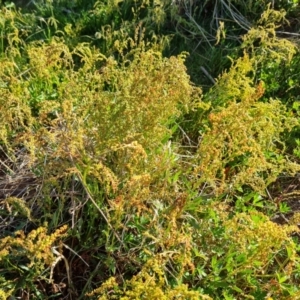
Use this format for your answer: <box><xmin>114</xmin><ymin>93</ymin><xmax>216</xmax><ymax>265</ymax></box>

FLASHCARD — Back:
<box><xmin>0</xmin><ymin>0</ymin><xmax>300</xmax><ymax>299</ymax></box>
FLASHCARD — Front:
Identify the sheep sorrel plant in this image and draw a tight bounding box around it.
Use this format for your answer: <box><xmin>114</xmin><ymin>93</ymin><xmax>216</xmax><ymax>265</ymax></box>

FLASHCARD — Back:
<box><xmin>192</xmin><ymin>8</ymin><xmax>300</xmax><ymax>195</ymax></box>
<box><xmin>188</xmin><ymin>206</ymin><xmax>300</xmax><ymax>299</ymax></box>
<box><xmin>86</xmin><ymin>257</ymin><xmax>212</xmax><ymax>300</ymax></box>
<box><xmin>0</xmin><ymin>225</ymin><xmax>68</xmax><ymax>298</ymax></box>
<box><xmin>0</xmin><ymin>22</ymin><xmax>202</xmax><ymax>296</ymax></box>
<box><xmin>195</xmin><ymin>72</ymin><xmax>299</xmax><ymax>194</ymax></box>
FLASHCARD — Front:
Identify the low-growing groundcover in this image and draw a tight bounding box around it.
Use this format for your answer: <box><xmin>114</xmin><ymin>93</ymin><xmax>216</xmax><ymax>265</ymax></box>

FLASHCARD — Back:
<box><xmin>0</xmin><ymin>1</ymin><xmax>300</xmax><ymax>299</ymax></box>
